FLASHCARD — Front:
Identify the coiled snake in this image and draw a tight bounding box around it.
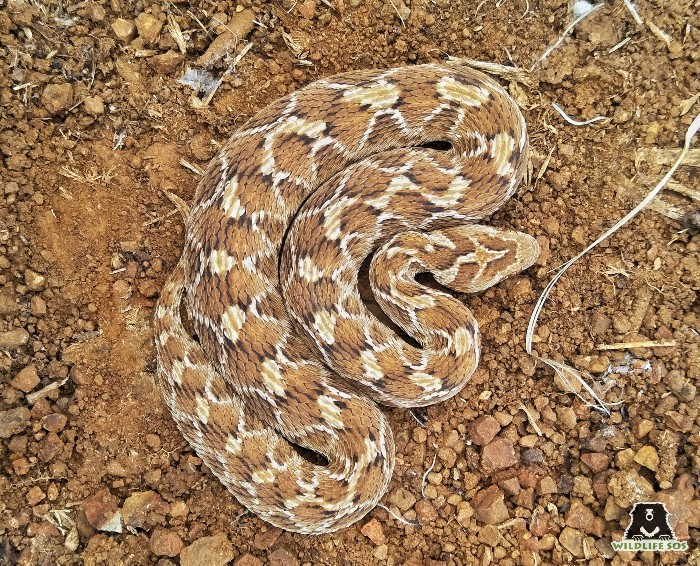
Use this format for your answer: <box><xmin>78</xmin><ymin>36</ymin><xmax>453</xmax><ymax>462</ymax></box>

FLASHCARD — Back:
<box><xmin>154</xmin><ymin>64</ymin><xmax>539</xmax><ymax>533</ymax></box>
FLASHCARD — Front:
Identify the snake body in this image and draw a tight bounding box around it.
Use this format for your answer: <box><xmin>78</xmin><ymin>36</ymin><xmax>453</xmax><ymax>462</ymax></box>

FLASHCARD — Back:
<box><xmin>154</xmin><ymin>64</ymin><xmax>539</xmax><ymax>533</ymax></box>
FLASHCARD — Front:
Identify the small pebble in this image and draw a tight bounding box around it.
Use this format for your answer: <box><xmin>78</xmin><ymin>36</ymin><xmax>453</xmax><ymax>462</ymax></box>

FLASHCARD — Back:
<box><xmin>252</xmin><ymin>526</ymin><xmax>282</xmax><ymax>550</ymax></box>
<box><xmin>298</xmin><ymin>0</ymin><xmax>317</xmax><ymax>19</ymax></box>
<box><xmin>471</xmin><ymin>486</ymin><xmax>509</xmax><ymax>524</ymax></box>
<box><xmin>135</xmin><ymin>12</ymin><xmax>164</xmax><ymax>44</ymax></box>
<box><xmin>537</xmin><ymin>476</ymin><xmax>557</xmax><ymax>495</ymax></box>
<box><xmin>559</xmin><ymin>526</ymin><xmax>585</xmax><ymax>557</ymax></box>
<box><xmin>180</xmin><ymin>533</ymin><xmax>235</xmax><ymax>566</ymax></box>
<box><xmin>41</xmin><ymin>413</ymin><xmax>67</xmax><ymax>432</ymax></box>
<box><xmin>360</xmin><ymin>517</ymin><xmax>386</xmax><ymax>545</ymax></box>
<box><xmin>38</xmin><ymin>432</ymin><xmax>64</xmax><ymax>462</ymax></box>
<box><xmin>269</xmin><ymin>547</ymin><xmax>299</xmax><ymax>566</ymax></box>
<box><xmin>82</xmin><ymin>488</ymin><xmax>122</xmax><ymax>532</ymax></box>
<box><xmin>121</xmin><ymin>490</ymin><xmax>168</xmax><ymax>529</ymax></box>
<box><xmin>387</xmin><ymin>487</ymin><xmax>416</xmax><ymax>512</ymax></box>
<box><xmin>633</xmin><ymin>445</ymin><xmax>659</xmax><ymax>472</ymax></box>
<box><xmin>26</xmin><ymin>486</ymin><xmax>46</xmax><ymax>505</ymax></box>
<box><xmin>234</xmin><ymin>553</ymin><xmax>263</xmax><ymax>566</ymax></box>
<box><xmin>31</xmin><ymin>296</ymin><xmax>47</xmax><ymax>316</ymax></box>
<box><xmin>24</xmin><ymin>269</ymin><xmax>46</xmax><ymax>290</ymax></box>
<box><xmin>11</xmin><ymin>365</ymin><xmax>40</xmax><ymax>393</ymax></box>
<box><xmin>41</xmin><ymin>84</ymin><xmax>74</xmax><ymax>115</ymax></box>
<box><xmin>373</xmin><ymin>544</ymin><xmax>388</xmax><ymax>560</ymax></box>
<box><xmin>415</xmin><ymin>499</ymin><xmax>438</xmax><ymax>524</ymax></box>
<box><xmin>112</xmin><ymin>18</ymin><xmax>136</xmax><ymax>42</ymax></box>
<box><xmin>0</xmin><ymin>407</ymin><xmax>31</xmax><ymax>438</ymax></box>
<box><xmin>580</xmin><ymin>452</ymin><xmax>610</xmax><ymax>473</ymax></box>
<box><xmin>469</xmin><ymin>415</ymin><xmax>501</xmax><ymax>446</ymax></box>
<box><xmin>83</xmin><ymin>96</ymin><xmax>105</xmax><ymax>116</ymax></box>
<box><xmin>150</xmin><ymin>527</ymin><xmax>183</xmax><ymax>557</ymax></box>
<box><xmin>633</xmin><ymin>418</ymin><xmax>654</xmax><ymax>439</ymax></box>
<box><xmin>0</xmin><ymin>329</ymin><xmax>30</xmax><ymax>349</ymax></box>
<box><xmin>481</xmin><ymin>438</ymin><xmax>518</xmax><ymax>472</ymax></box>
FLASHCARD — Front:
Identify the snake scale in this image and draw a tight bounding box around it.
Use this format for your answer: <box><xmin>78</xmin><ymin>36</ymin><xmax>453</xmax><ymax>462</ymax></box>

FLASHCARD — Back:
<box><xmin>154</xmin><ymin>64</ymin><xmax>539</xmax><ymax>533</ymax></box>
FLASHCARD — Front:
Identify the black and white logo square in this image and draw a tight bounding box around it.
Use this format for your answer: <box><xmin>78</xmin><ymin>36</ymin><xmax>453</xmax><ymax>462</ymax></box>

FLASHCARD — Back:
<box><xmin>623</xmin><ymin>502</ymin><xmax>676</xmax><ymax>541</ymax></box>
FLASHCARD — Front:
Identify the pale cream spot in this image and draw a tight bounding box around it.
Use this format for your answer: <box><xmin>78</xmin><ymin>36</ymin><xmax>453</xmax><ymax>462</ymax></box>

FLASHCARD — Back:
<box><xmin>343</xmin><ymin>80</ymin><xmax>400</xmax><ymax>109</ymax></box>
<box><xmin>437</xmin><ymin>77</ymin><xmax>491</xmax><ymax>107</ymax></box>
<box><xmin>195</xmin><ymin>394</ymin><xmax>210</xmax><ymax>424</ymax></box>
<box><xmin>222</xmin><ymin>196</ymin><xmax>244</xmax><ymax>219</ymax></box>
<box><xmin>313</xmin><ymin>310</ymin><xmax>337</xmax><ymax>344</ymax></box>
<box><xmin>453</xmin><ymin>326</ymin><xmax>473</xmax><ymax>357</ymax></box>
<box><xmin>208</xmin><ymin>249</ymin><xmax>236</xmax><ymax>276</ymax></box>
<box><xmin>318</xmin><ymin>395</ymin><xmax>344</xmax><ymax>429</ymax></box>
<box><xmin>358</xmin><ymin>436</ymin><xmax>379</xmax><ymax>467</ymax></box>
<box><xmin>323</xmin><ymin>197</ymin><xmax>357</xmax><ymax>240</ymax></box>
<box><xmin>410</xmin><ymin>371</ymin><xmax>443</xmax><ymax>393</ymax></box>
<box><xmin>426</xmin><ymin>175</ymin><xmax>471</xmax><ymax>207</ymax></box>
<box><xmin>360</xmin><ymin>349</ymin><xmax>384</xmax><ymax>380</ymax></box>
<box><xmin>297</xmin><ymin>256</ymin><xmax>325</xmax><ymax>282</ymax></box>
<box><xmin>261</xmin><ymin>116</ymin><xmax>327</xmax><ymax>176</ymax></box>
<box><xmin>261</xmin><ymin>359</ymin><xmax>286</xmax><ymax>397</ymax></box>
<box><xmin>221</xmin><ymin>304</ymin><xmax>246</xmax><ymax>343</ymax></box>
<box><xmin>220</xmin><ymin>175</ymin><xmax>244</xmax><ymax>218</ymax></box>
<box><xmin>366</xmin><ymin>175</ymin><xmax>416</xmax><ymax>209</ymax></box>
<box><xmin>490</xmin><ymin>132</ymin><xmax>515</xmax><ymax>176</ymax></box>
<box><xmin>169</xmin><ymin>358</ymin><xmax>185</xmax><ymax>386</ymax></box>
<box><xmin>252</xmin><ymin>468</ymin><xmax>276</xmax><ymax>484</ymax></box>
<box><xmin>225</xmin><ymin>434</ymin><xmax>242</xmax><ymax>454</ymax></box>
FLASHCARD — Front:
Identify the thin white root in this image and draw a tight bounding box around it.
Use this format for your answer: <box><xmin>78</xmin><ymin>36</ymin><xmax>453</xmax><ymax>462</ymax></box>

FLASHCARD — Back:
<box><xmin>525</xmin><ymin>112</ymin><xmax>700</xmax><ymax>413</ymax></box>
<box><xmin>531</xmin><ymin>3</ymin><xmax>604</xmax><ymax>69</ymax></box>
<box><xmin>552</xmin><ymin>103</ymin><xmax>607</xmax><ymax>126</ymax></box>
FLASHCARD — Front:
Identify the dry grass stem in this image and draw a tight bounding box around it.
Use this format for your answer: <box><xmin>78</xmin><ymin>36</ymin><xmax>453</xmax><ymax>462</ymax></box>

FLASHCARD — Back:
<box><xmin>597</xmin><ymin>340</ymin><xmax>677</xmax><ymax>351</ymax></box>
<box><xmin>143</xmin><ymin>209</ymin><xmax>179</xmax><ymax>227</ymax></box>
<box><xmin>59</xmin><ymin>166</ymin><xmax>115</xmax><ymax>185</ymax></box>
<box><xmin>622</xmin><ymin>0</ymin><xmax>643</xmax><ymax>24</ymax></box>
<box><xmin>679</xmin><ymin>92</ymin><xmax>700</xmax><ymax>116</ymax></box>
<box><xmin>666</xmin><ymin>180</ymin><xmax>700</xmax><ymax>201</ymax></box>
<box><xmin>519</xmin><ymin>403</ymin><xmax>543</xmax><ymax>436</ymax></box>
<box><xmin>180</xmin><ymin>159</ymin><xmax>204</xmax><ymax>176</ymax></box>
<box><xmin>647</xmin><ymin>20</ymin><xmax>672</xmax><ymax>49</ymax></box>
<box><xmin>448</xmin><ymin>57</ymin><xmax>535</xmax><ymax>88</ymax></box>
<box><xmin>388</xmin><ymin>0</ymin><xmax>406</xmax><ymax>26</ymax></box>
<box><xmin>535</xmin><ymin>146</ymin><xmax>555</xmax><ymax>185</ymax></box>
<box><xmin>168</xmin><ymin>14</ymin><xmax>188</xmax><ymax>54</ymax></box>
<box><xmin>648</xmin><ymin>199</ymin><xmax>685</xmax><ymax>221</ymax></box>
<box><xmin>26</xmin><ymin>377</ymin><xmax>69</xmax><ymax>405</ymax></box>
<box><xmin>635</xmin><ymin>148</ymin><xmax>700</xmax><ymax>167</ymax></box>
<box><xmin>608</xmin><ymin>37</ymin><xmax>632</xmax><ymax>54</ymax></box>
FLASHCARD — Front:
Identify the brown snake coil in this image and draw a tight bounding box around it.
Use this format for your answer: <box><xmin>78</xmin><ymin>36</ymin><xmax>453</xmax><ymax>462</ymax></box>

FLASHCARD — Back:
<box><xmin>154</xmin><ymin>64</ymin><xmax>539</xmax><ymax>534</ymax></box>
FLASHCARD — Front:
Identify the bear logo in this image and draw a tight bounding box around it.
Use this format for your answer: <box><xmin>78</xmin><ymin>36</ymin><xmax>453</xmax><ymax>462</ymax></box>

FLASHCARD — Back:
<box><xmin>623</xmin><ymin>502</ymin><xmax>676</xmax><ymax>541</ymax></box>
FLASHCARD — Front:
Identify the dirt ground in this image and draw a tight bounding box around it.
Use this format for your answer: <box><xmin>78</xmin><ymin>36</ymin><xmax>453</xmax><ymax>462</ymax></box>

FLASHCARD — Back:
<box><xmin>1</xmin><ymin>0</ymin><xmax>699</xmax><ymax>564</ymax></box>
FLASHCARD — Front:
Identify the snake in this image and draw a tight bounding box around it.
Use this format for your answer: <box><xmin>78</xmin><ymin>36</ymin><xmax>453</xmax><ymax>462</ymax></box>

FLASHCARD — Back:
<box><xmin>154</xmin><ymin>63</ymin><xmax>539</xmax><ymax>534</ymax></box>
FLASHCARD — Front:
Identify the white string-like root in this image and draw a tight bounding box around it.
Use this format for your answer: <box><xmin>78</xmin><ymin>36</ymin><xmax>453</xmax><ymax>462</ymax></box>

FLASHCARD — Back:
<box><xmin>552</xmin><ymin>103</ymin><xmax>607</xmax><ymax>126</ymax></box>
<box><xmin>526</xmin><ymin>112</ymin><xmax>700</xmax><ymax>413</ymax></box>
<box><xmin>421</xmin><ymin>453</ymin><xmax>438</xmax><ymax>497</ymax></box>
<box><xmin>375</xmin><ymin>504</ymin><xmax>418</xmax><ymax>526</ymax></box>
<box><xmin>530</xmin><ymin>3</ymin><xmax>604</xmax><ymax>70</ymax></box>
